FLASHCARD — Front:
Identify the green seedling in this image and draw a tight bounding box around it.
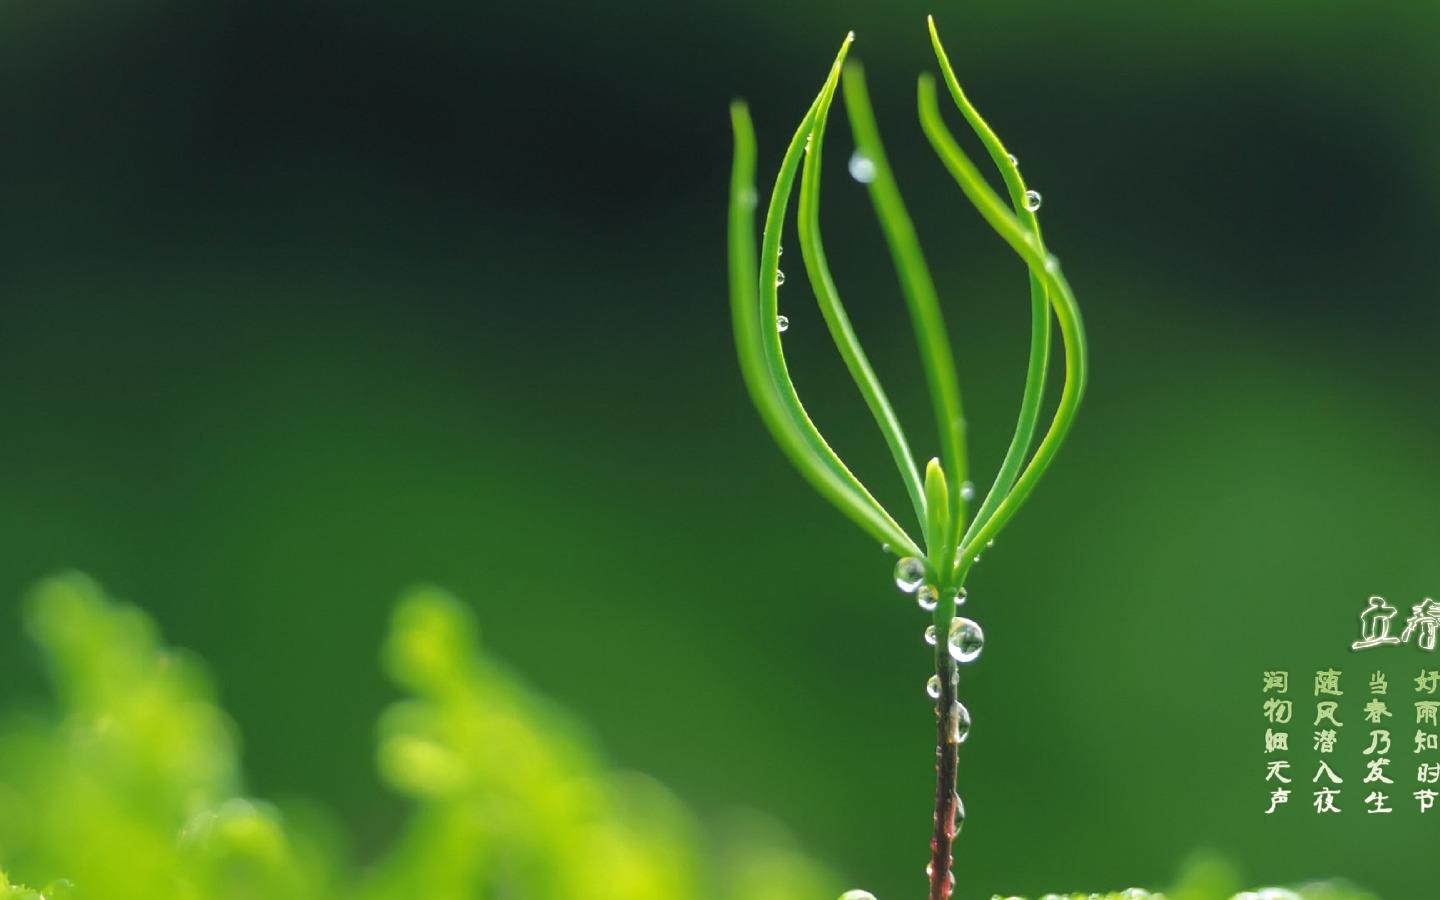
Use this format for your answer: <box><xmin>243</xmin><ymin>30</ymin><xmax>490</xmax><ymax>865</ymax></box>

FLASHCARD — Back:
<box><xmin>728</xmin><ymin>17</ymin><xmax>1088</xmax><ymax>899</ymax></box>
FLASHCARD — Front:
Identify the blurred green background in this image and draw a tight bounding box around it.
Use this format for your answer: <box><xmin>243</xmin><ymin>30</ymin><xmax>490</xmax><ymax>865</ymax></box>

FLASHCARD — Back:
<box><xmin>2</xmin><ymin>1</ymin><xmax>1438</xmax><ymax>897</ymax></box>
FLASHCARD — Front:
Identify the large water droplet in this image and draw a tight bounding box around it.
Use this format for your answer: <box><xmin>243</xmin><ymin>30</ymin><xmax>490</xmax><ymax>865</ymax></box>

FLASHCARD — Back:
<box><xmin>1024</xmin><ymin>189</ymin><xmax>1042</xmax><ymax>212</ymax></box>
<box><xmin>960</xmin><ymin>480</ymin><xmax>976</xmax><ymax>502</ymax></box>
<box><xmin>947</xmin><ymin>699</ymin><xmax>971</xmax><ymax>743</ymax></box>
<box><xmin>848</xmin><ymin>150</ymin><xmax>876</xmax><ymax>184</ymax></box>
<box><xmin>894</xmin><ymin>557</ymin><xmax>925</xmax><ymax>593</ymax></box>
<box><xmin>775</xmin><ymin>269</ymin><xmax>786</xmax><ymax>287</ymax></box>
<box><xmin>924</xmin><ymin>624</ymin><xmax>937</xmax><ymax>646</ymax></box>
<box><xmin>947</xmin><ymin>617</ymin><xmax>984</xmax><ymax>663</ymax></box>
<box><xmin>916</xmin><ymin>585</ymin><xmax>938</xmax><ymax>612</ymax></box>
<box><xmin>839</xmin><ymin>892</ymin><xmax>877</xmax><ymax>900</ymax></box>
<box><xmin>776</xmin><ymin>315</ymin><xmax>789</xmax><ymax>333</ymax></box>
<box><xmin>926</xmin><ymin>674</ymin><xmax>941</xmax><ymax>699</ymax></box>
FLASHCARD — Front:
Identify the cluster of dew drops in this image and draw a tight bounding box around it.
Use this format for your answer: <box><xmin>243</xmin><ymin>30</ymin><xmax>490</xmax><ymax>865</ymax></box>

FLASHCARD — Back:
<box><xmin>893</xmin><ymin>524</ymin><xmax>984</xmax><ymax>729</ymax></box>
<box><xmin>774</xmin><ymin>244</ymin><xmax>789</xmax><ymax>333</ymax></box>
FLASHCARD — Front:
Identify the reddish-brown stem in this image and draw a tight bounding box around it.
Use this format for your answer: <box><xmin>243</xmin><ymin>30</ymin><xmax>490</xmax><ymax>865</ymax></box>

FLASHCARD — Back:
<box><xmin>928</xmin><ymin>649</ymin><xmax>959</xmax><ymax>900</ymax></box>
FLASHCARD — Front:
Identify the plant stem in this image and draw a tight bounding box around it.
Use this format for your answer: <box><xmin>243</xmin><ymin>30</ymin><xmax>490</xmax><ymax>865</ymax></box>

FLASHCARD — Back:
<box><xmin>928</xmin><ymin>594</ymin><xmax>959</xmax><ymax>900</ymax></box>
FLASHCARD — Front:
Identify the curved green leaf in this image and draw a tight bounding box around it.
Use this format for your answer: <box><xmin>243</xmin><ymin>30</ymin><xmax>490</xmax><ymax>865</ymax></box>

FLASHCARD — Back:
<box><xmin>728</xmin><ymin>38</ymin><xmax>922</xmax><ymax>559</ymax></box>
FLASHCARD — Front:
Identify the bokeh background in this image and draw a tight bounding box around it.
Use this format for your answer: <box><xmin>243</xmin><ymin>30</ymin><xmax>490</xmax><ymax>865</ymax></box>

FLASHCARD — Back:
<box><xmin>3</xmin><ymin>1</ymin><xmax>1439</xmax><ymax>897</ymax></box>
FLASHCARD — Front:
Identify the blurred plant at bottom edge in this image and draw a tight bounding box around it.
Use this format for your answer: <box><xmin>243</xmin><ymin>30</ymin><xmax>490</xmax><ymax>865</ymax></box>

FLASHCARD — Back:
<box><xmin>0</xmin><ymin>574</ymin><xmax>1377</xmax><ymax>899</ymax></box>
<box><xmin>0</xmin><ymin>573</ymin><xmax>833</xmax><ymax>900</ymax></box>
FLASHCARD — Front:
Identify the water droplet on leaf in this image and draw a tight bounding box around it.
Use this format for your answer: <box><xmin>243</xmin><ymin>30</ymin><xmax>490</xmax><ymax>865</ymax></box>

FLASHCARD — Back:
<box><xmin>776</xmin><ymin>315</ymin><xmax>789</xmax><ymax>333</ymax></box>
<box><xmin>924</xmin><ymin>624</ymin><xmax>937</xmax><ymax>646</ymax></box>
<box><xmin>775</xmin><ymin>269</ymin><xmax>786</xmax><ymax>287</ymax></box>
<box><xmin>926</xmin><ymin>674</ymin><xmax>941</xmax><ymax>699</ymax></box>
<box><xmin>1024</xmin><ymin>189</ymin><xmax>1042</xmax><ymax>212</ymax></box>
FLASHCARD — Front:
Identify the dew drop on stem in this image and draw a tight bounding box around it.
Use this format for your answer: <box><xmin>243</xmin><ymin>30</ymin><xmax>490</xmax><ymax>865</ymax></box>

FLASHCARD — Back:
<box><xmin>947</xmin><ymin>617</ymin><xmax>984</xmax><ymax>663</ymax></box>
<box><xmin>1024</xmin><ymin>189</ymin><xmax>1042</xmax><ymax>212</ymax></box>
<box><xmin>947</xmin><ymin>699</ymin><xmax>971</xmax><ymax>743</ymax></box>
<box><xmin>916</xmin><ymin>585</ymin><xmax>938</xmax><ymax>612</ymax></box>
<box><xmin>776</xmin><ymin>315</ymin><xmax>789</xmax><ymax>333</ymax></box>
<box><xmin>894</xmin><ymin>557</ymin><xmax>925</xmax><ymax>592</ymax></box>
<box><xmin>775</xmin><ymin>269</ymin><xmax>786</xmax><ymax>287</ymax></box>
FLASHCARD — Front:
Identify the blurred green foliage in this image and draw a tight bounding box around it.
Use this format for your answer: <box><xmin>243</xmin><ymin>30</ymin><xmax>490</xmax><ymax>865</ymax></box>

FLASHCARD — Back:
<box><xmin>0</xmin><ymin>575</ymin><xmax>1380</xmax><ymax>899</ymax></box>
<box><xmin>0</xmin><ymin>575</ymin><xmax>836</xmax><ymax>899</ymax></box>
